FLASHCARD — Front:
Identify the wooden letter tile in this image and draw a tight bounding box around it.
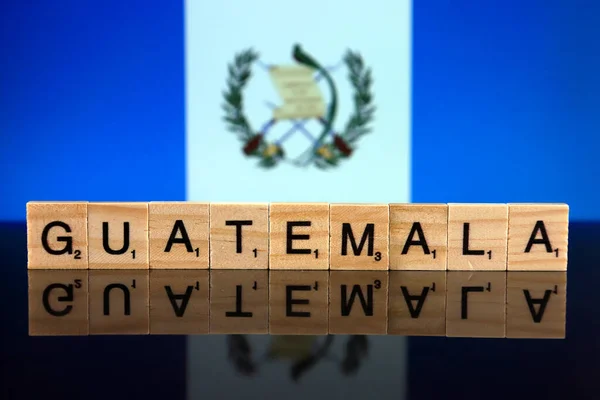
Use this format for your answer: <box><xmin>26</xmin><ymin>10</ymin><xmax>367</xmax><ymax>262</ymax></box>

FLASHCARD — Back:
<box><xmin>446</xmin><ymin>271</ymin><xmax>506</xmax><ymax>338</ymax></box>
<box><xmin>210</xmin><ymin>270</ymin><xmax>268</xmax><ymax>334</ymax></box>
<box><xmin>269</xmin><ymin>271</ymin><xmax>328</xmax><ymax>334</ymax></box>
<box><xmin>330</xmin><ymin>204</ymin><xmax>389</xmax><ymax>270</ymax></box>
<box><xmin>269</xmin><ymin>203</ymin><xmax>329</xmax><ymax>270</ymax></box>
<box><xmin>149</xmin><ymin>270</ymin><xmax>209</xmax><ymax>334</ymax></box>
<box><xmin>88</xmin><ymin>202</ymin><xmax>149</xmax><ymax>269</ymax></box>
<box><xmin>210</xmin><ymin>203</ymin><xmax>269</xmax><ymax>269</ymax></box>
<box><xmin>149</xmin><ymin>202</ymin><xmax>209</xmax><ymax>269</ymax></box>
<box><xmin>27</xmin><ymin>202</ymin><xmax>88</xmax><ymax>269</ymax></box>
<box><xmin>389</xmin><ymin>203</ymin><xmax>448</xmax><ymax>270</ymax></box>
<box><xmin>506</xmin><ymin>272</ymin><xmax>566</xmax><ymax>338</ymax></box>
<box><xmin>89</xmin><ymin>270</ymin><xmax>149</xmax><ymax>334</ymax></box>
<box><xmin>329</xmin><ymin>271</ymin><xmax>388</xmax><ymax>334</ymax></box>
<box><xmin>448</xmin><ymin>204</ymin><xmax>508</xmax><ymax>271</ymax></box>
<box><xmin>28</xmin><ymin>270</ymin><xmax>89</xmax><ymax>336</ymax></box>
<box><xmin>388</xmin><ymin>271</ymin><xmax>446</xmax><ymax>336</ymax></box>
<box><xmin>508</xmin><ymin>204</ymin><xmax>569</xmax><ymax>271</ymax></box>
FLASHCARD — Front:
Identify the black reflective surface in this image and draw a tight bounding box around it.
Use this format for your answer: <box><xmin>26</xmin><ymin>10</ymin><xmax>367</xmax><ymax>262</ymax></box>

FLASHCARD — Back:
<box><xmin>3</xmin><ymin>223</ymin><xmax>600</xmax><ymax>399</ymax></box>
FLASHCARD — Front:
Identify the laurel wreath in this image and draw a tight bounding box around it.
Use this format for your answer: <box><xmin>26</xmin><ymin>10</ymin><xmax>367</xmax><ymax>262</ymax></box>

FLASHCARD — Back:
<box><xmin>314</xmin><ymin>50</ymin><xmax>375</xmax><ymax>169</ymax></box>
<box><xmin>222</xmin><ymin>49</ymin><xmax>257</xmax><ymax>140</ymax></box>
<box><xmin>222</xmin><ymin>48</ymin><xmax>374</xmax><ymax>169</ymax></box>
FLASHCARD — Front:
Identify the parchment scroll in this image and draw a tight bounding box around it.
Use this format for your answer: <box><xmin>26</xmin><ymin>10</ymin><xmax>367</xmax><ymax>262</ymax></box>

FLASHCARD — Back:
<box><xmin>269</xmin><ymin>65</ymin><xmax>326</xmax><ymax>120</ymax></box>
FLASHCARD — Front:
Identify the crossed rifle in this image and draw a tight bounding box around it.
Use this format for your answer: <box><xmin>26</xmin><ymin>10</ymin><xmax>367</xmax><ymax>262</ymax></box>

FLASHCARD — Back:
<box><xmin>256</xmin><ymin>60</ymin><xmax>341</xmax><ymax>164</ymax></box>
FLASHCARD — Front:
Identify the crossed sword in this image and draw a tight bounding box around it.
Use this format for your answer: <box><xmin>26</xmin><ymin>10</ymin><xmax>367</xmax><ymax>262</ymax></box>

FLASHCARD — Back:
<box><xmin>256</xmin><ymin>60</ymin><xmax>341</xmax><ymax>165</ymax></box>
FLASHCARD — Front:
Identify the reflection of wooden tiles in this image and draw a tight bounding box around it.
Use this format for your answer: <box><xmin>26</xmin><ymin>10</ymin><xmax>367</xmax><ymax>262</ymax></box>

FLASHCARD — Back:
<box><xmin>446</xmin><ymin>272</ymin><xmax>507</xmax><ymax>338</ymax></box>
<box><xmin>88</xmin><ymin>270</ymin><xmax>149</xmax><ymax>334</ymax></box>
<box><xmin>388</xmin><ymin>271</ymin><xmax>446</xmax><ymax>336</ymax></box>
<box><xmin>210</xmin><ymin>270</ymin><xmax>268</xmax><ymax>334</ymax></box>
<box><xmin>269</xmin><ymin>271</ymin><xmax>329</xmax><ymax>334</ymax></box>
<box><xmin>329</xmin><ymin>271</ymin><xmax>388</xmax><ymax>334</ymax></box>
<box><xmin>149</xmin><ymin>270</ymin><xmax>209</xmax><ymax>334</ymax></box>
<box><xmin>28</xmin><ymin>270</ymin><xmax>89</xmax><ymax>335</ymax></box>
<box><xmin>506</xmin><ymin>272</ymin><xmax>567</xmax><ymax>338</ymax></box>
<box><xmin>28</xmin><ymin>270</ymin><xmax>567</xmax><ymax>338</ymax></box>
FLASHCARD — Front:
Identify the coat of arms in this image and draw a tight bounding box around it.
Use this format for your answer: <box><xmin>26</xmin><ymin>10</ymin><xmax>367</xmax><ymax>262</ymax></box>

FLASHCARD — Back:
<box><xmin>222</xmin><ymin>44</ymin><xmax>375</xmax><ymax>169</ymax></box>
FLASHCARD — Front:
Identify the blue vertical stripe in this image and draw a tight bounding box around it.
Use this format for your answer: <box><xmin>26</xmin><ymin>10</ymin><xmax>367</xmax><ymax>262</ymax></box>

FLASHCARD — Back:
<box><xmin>0</xmin><ymin>1</ymin><xmax>187</xmax><ymax>221</ymax></box>
<box><xmin>412</xmin><ymin>0</ymin><xmax>600</xmax><ymax>220</ymax></box>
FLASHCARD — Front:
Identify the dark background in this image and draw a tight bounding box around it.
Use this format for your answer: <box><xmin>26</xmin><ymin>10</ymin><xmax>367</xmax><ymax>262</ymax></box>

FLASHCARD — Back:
<box><xmin>3</xmin><ymin>222</ymin><xmax>598</xmax><ymax>399</ymax></box>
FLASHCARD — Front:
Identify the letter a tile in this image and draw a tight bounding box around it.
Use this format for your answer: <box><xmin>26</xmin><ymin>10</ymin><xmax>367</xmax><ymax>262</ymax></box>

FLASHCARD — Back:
<box><xmin>389</xmin><ymin>204</ymin><xmax>448</xmax><ymax>270</ymax></box>
<box><xmin>149</xmin><ymin>202</ymin><xmax>209</xmax><ymax>269</ymax></box>
<box><xmin>507</xmin><ymin>204</ymin><xmax>569</xmax><ymax>271</ymax></box>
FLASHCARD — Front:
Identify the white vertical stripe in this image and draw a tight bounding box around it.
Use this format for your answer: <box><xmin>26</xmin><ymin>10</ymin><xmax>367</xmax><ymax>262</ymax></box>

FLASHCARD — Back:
<box><xmin>185</xmin><ymin>0</ymin><xmax>411</xmax><ymax>203</ymax></box>
<box><xmin>185</xmin><ymin>0</ymin><xmax>411</xmax><ymax>396</ymax></box>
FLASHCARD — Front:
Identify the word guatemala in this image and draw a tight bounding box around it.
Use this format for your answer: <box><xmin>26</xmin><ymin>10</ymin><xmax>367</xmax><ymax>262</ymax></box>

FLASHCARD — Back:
<box><xmin>26</xmin><ymin>202</ymin><xmax>569</xmax><ymax>271</ymax></box>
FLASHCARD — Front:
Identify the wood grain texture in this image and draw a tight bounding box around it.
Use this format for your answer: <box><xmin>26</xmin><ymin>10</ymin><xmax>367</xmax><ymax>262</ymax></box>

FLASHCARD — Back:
<box><xmin>269</xmin><ymin>203</ymin><xmax>329</xmax><ymax>270</ymax></box>
<box><xmin>388</xmin><ymin>271</ymin><xmax>446</xmax><ymax>336</ymax></box>
<box><xmin>89</xmin><ymin>270</ymin><xmax>149</xmax><ymax>334</ymax></box>
<box><xmin>88</xmin><ymin>202</ymin><xmax>149</xmax><ymax>269</ymax></box>
<box><xmin>389</xmin><ymin>203</ymin><xmax>448</xmax><ymax>270</ymax></box>
<box><xmin>269</xmin><ymin>271</ymin><xmax>328</xmax><ymax>334</ymax></box>
<box><xmin>149</xmin><ymin>202</ymin><xmax>209</xmax><ymax>269</ymax></box>
<box><xmin>28</xmin><ymin>270</ymin><xmax>89</xmax><ymax>336</ymax></box>
<box><xmin>508</xmin><ymin>204</ymin><xmax>569</xmax><ymax>271</ymax></box>
<box><xmin>210</xmin><ymin>203</ymin><xmax>269</xmax><ymax>269</ymax></box>
<box><xmin>329</xmin><ymin>271</ymin><xmax>388</xmax><ymax>334</ymax></box>
<box><xmin>448</xmin><ymin>204</ymin><xmax>508</xmax><ymax>271</ymax></box>
<box><xmin>506</xmin><ymin>272</ymin><xmax>566</xmax><ymax>338</ymax></box>
<box><xmin>27</xmin><ymin>202</ymin><xmax>88</xmax><ymax>269</ymax></box>
<box><xmin>149</xmin><ymin>270</ymin><xmax>209</xmax><ymax>334</ymax></box>
<box><xmin>446</xmin><ymin>271</ymin><xmax>506</xmax><ymax>338</ymax></box>
<box><xmin>330</xmin><ymin>204</ymin><xmax>389</xmax><ymax>270</ymax></box>
<box><xmin>210</xmin><ymin>270</ymin><xmax>268</xmax><ymax>334</ymax></box>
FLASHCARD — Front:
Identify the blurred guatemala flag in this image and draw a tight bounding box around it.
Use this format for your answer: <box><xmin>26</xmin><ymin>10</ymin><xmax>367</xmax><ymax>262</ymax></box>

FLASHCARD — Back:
<box><xmin>1</xmin><ymin>0</ymin><xmax>599</xmax><ymax>222</ymax></box>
